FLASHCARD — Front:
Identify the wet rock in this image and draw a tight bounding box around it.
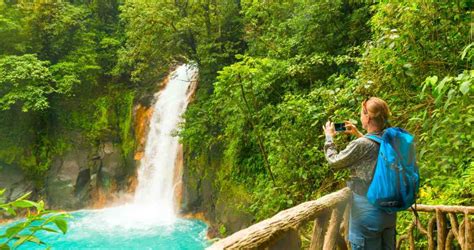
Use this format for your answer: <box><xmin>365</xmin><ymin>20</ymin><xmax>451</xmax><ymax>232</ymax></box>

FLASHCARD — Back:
<box><xmin>0</xmin><ymin>163</ymin><xmax>33</xmax><ymax>202</ymax></box>
<box><xmin>45</xmin><ymin>141</ymin><xmax>131</xmax><ymax>209</ymax></box>
<box><xmin>75</xmin><ymin>168</ymin><xmax>91</xmax><ymax>196</ymax></box>
<box><xmin>46</xmin><ymin>149</ymin><xmax>89</xmax><ymax>209</ymax></box>
<box><xmin>100</xmin><ymin>143</ymin><xmax>125</xmax><ymax>180</ymax></box>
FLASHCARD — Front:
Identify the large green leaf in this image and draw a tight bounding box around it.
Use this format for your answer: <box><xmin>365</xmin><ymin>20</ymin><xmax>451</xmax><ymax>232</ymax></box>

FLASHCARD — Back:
<box><xmin>11</xmin><ymin>200</ymin><xmax>37</xmax><ymax>208</ymax></box>
<box><xmin>37</xmin><ymin>227</ymin><xmax>59</xmax><ymax>234</ymax></box>
<box><xmin>53</xmin><ymin>219</ymin><xmax>68</xmax><ymax>234</ymax></box>
<box><xmin>12</xmin><ymin>235</ymin><xmax>43</xmax><ymax>248</ymax></box>
<box><xmin>5</xmin><ymin>223</ymin><xmax>25</xmax><ymax>238</ymax></box>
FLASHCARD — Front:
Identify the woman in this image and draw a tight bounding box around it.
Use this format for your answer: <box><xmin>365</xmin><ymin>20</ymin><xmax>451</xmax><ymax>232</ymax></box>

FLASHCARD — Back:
<box><xmin>322</xmin><ymin>97</ymin><xmax>395</xmax><ymax>250</ymax></box>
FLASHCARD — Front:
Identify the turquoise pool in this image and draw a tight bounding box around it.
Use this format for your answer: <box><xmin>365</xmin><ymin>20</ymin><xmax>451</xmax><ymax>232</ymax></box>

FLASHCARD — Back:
<box><xmin>0</xmin><ymin>208</ymin><xmax>210</xmax><ymax>250</ymax></box>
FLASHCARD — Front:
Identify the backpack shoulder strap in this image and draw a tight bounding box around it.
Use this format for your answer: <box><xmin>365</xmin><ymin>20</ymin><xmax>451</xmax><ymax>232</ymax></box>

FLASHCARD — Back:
<box><xmin>363</xmin><ymin>134</ymin><xmax>384</xmax><ymax>188</ymax></box>
<box><xmin>365</xmin><ymin>134</ymin><xmax>383</xmax><ymax>144</ymax></box>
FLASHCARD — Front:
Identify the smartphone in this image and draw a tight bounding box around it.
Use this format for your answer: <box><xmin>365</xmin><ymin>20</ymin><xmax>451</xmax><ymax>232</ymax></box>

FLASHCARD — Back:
<box><xmin>334</xmin><ymin>123</ymin><xmax>346</xmax><ymax>132</ymax></box>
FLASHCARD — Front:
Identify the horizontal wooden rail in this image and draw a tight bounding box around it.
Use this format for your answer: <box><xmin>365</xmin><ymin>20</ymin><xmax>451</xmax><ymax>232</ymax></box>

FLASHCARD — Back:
<box><xmin>412</xmin><ymin>204</ymin><xmax>474</xmax><ymax>213</ymax></box>
<box><xmin>208</xmin><ymin>187</ymin><xmax>351</xmax><ymax>250</ymax></box>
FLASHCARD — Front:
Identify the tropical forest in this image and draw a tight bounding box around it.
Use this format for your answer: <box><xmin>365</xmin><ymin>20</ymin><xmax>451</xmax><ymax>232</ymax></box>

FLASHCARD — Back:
<box><xmin>0</xmin><ymin>0</ymin><xmax>472</xmax><ymax>249</ymax></box>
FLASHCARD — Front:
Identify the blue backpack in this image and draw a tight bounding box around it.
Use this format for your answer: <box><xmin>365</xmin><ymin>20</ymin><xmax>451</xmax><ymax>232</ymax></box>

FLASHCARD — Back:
<box><xmin>365</xmin><ymin>127</ymin><xmax>420</xmax><ymax>213</ymax></box>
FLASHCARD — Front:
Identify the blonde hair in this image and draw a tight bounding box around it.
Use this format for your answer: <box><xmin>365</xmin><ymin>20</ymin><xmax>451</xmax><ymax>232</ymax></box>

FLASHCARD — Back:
<box><xmin>362</xmin><ymin>97</ymin><xmax>391</xmax><ymax>130</ymax></box>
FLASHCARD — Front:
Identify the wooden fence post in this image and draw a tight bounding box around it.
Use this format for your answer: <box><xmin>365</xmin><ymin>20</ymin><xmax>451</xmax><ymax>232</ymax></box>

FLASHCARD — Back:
<box><xmin>309</xmin><ymin>210</ymin><xmax>329</xmax><ymax>250</ymax></box>
<box><xmin>322</xmin><ymin>204</ymin><xmax>344</xmax><ymax>250</ymax></box>
<box><xmin>337</xmin><ymin>204</ymin><xmax>351</xmax><ymax>250</ymax></box>
<box><xmin>436</xmin><ymin>209</ymin><xmax>447</xmax><ymax>250</ymax></box>
<box><xmin>465</xmin><ymin>212</ymin><xmax>473</xmax><ymax>250</ymax></box>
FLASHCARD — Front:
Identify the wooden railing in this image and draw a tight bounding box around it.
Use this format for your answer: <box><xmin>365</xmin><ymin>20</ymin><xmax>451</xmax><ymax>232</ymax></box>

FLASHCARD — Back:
<box><xmin>397</xmin><ymin>204</ymin><xmax>474</xmax><ymax>250</ymax></box>
<box><xmin>208</xmin><ymin>188</ymin><xmax>474</xmax><ymax>250</ymax></box>
<box><xmin>208</xmin><ymin>188</ymin><xmax>352</xmax><ymax>249</ymax></box>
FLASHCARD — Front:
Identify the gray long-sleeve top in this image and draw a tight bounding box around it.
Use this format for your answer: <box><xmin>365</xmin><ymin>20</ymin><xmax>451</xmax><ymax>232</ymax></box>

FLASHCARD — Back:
<box><xmin>324</xmin><ymin>133</ymin><xmax>381</xmax><ymax>183</ymax></box>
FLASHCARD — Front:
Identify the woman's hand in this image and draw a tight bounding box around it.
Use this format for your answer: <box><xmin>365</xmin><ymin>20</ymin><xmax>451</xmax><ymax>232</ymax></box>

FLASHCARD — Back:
<box><xmin>344</xmin><ymin>120</ymin><xmax>363</xmax><ymax>138</ymax></box>
<box><xmin>323</xmin><ymin>121</ymin><xmax>336</xmax><ymax>138</ymax></box>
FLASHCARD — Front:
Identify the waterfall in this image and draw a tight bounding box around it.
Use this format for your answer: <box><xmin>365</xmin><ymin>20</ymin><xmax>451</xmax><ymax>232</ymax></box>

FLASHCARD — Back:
<box><xmin>90</xmin><ymin>64</ymin><xmax>198</xmax><ymax>229</ymax></box>
<box><xmin>133</xmin><ymin>64</ymin><xmax>197</xmax><ymax>219</ymax></box>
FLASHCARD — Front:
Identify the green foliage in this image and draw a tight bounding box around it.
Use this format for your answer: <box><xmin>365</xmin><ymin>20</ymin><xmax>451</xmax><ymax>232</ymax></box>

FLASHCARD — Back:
<box><xmin>0</xmin><ymin>54</ymin><xmax>54</xmax><ymax>112</ymax></box>
<box><xmin>117</xmin><ymin>91</ymin><xmax>136</xmax><ymax>156</ymax></box>
<box><xmin>118</xmin><ymin>0</ymin><xmax>245</xmax><ymax>86</ymax></box>
<box><xmin>0</xmin><ymin>1</ymin><xmax>133</xmax><ymax>181</ymax></box>
<box><xmin>0</xmin><ymin>190</ymin><xmax>70</xmax><ymax>249</ymax></box>
<box><xmin>66</xmin><ymin>88</ymin><xmax>137</xmax><ymax>150</ymax></box>
<box><xmin>0</xmin><ymin>2</ymin><xmax>28</xmax><ymax>54</ymax></box>
<box><xmin>27</xmin><ymin>2</ymin><xmax>91</xmax><ymax>63</ymax></box>
<box><xmin>25</xmin><ymin>136</ymin><xmax>70</xmax><ymax>183</ymax></box>
<box><xmin>0</xmin><ymin>52</ymin><xmax>84</xmax><ymax>111</ymax></box>
<box><xmin>178</xmin><ymin>0</ymin><xmax>473</xmax><ymax>234</ymax></box>
<box><xmin>117</xmin><ymin>1</ymin><xmax>180</xmax><ymax>83</ymax></box>
<box><xmin>415</xmin><ymin>70</ymin><xmax>473</xmax><ymax>205</ymax></box>
<box><xmin>218</xmin><ymin>224</ymin><xmax>226</xmax><ymax>236</ymax></box>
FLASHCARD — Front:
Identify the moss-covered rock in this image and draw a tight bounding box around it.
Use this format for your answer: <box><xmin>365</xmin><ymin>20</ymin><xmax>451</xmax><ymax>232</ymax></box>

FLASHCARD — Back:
<box><xmin>181</xmin><ymin>144</ymin><xmax>254</xmax><ymax>237</ymax></box>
